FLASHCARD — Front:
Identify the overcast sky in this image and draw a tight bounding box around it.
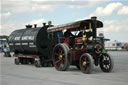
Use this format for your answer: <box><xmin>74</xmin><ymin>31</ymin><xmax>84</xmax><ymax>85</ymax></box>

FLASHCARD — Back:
<box><xmin>0</xmin><ymin>0</ymin><xmax>128</xmax><ymax>42</ymax></box>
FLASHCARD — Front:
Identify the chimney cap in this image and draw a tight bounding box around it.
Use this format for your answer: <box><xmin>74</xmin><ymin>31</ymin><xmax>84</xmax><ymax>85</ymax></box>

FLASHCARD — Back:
<box><xmin>26</xmin><ymin>24</ymin><xmax>32</xmax><ymax>28</ymax></box>
<box><xmin>43</xmin><ymin>23</ymin><xmax>46</xmax><ymax>26</ymax></box>
<box><xmin>91</xmin><ymin>16</ymin><xmax>97</xmax><ymax>20</ymax></box>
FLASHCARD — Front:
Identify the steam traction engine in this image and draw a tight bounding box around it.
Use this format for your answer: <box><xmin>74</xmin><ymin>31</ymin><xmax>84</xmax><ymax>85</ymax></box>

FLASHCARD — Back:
<box><xmin>48</xmin><ymin>17</ymin><xmax>114</xmax><ymax>74</ymax></box>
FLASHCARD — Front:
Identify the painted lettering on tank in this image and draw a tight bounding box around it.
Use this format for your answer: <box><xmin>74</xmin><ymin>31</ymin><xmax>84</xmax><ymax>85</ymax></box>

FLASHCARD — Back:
<box><xmin>8</xmin><ymin>37</ymin><xmax>12</xmax><ymax>41</ymax></box>
<box><xmin>29</xmin><ymin>43</ymin><xmax>34</xmax><ymax>45</ymax></box>
<box><xmin>9</xmin><ymin>43</ymin><xmax>13</xmax><ymax>45</ymax></box>
<box><xmin>15</xmin><ymin>43</ymin><xmax>21</xmax><ymax>45</ymax></box>
<box><xmin>29</xmin><ymin>42</ymin><xmax>36</xmax><ymax>47</ymax></box>
<box><xmin>22</xmin><ymin>43</ymin><xmax>28</xmax><ymax>45</ymax></box>
<box><xmin>21</xmin><ymin>36</ymin><xmax>34</xmax><ymax>40</ymax></box>
<box><xmin>14</xmin><ymin>37</ymin><xmax>20</xmax><ymax>40</ymax></box>
<box><xmin>29</xmin><ymin>45</ymin><xmax>36</xmax><ymax>47</ymax></box>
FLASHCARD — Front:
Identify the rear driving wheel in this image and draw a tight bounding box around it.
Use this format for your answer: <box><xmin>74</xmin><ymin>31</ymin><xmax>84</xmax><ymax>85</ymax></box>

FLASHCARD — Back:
<box><xmin>100</xmin><ymin>53</ymin><xmax>114</xmax><ymax>72</ymax></box>
<box><xmin>80</xmin><ymin>53</ymin><xmax>93</xmax><ymax>74</ymax></box>
<box><xmin>53</xmin><ymin>43</ymin><xmax>70</xmax><ymax>71</ymax></box>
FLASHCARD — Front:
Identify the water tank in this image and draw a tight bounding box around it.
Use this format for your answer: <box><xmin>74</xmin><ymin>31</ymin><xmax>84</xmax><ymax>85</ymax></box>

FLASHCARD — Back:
<box><xmin>8</xmin><ymin>25</ymin><xmax>58</xmax><ymax>56</ymax></box>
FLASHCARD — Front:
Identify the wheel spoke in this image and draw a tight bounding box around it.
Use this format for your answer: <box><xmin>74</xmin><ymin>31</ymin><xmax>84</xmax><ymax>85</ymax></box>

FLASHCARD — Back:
<box><xmin>55</xmin><ymin>60</ymin><xmax>61</xmax><ymax>64</ymax></box>
<box><xmin>54</xmin><ymin>53</ymin><xmax>59</xmax><ymax>56</ymax></box>
<box><xmin>105</xmin><ymin>56</ymin><xmax>108</xmax><ymax>60</ymax></box>
<box><xmin>105</xmin><ymin>65</ymin><xmax>107</xmax><ymax>69</ymax></box>
<box><xmin>107</xmin><ymin>57</ymin><xmax>110</xmax><ymax>60</ymax></box>
<box><xmin>60</xmin><ymin>63</ymin><xmax>64</xmax><ymax>68</ymax></box>
<box><xmin>107</xmin><ymin>65</ymin><xmax>110</xmax><ymax>69</ymax></box>
<box><xmin>84</xmin><ymin>56</ymin><xmax>86</xmax><ymax>61</ymax></box>
<box><xmin>86</xmin><ymin>61</ymin><xmax>89</xmax><ymax>64</ymax></box>
<box><xmin>60</xmin><ymin>50</ymin><xmax>64</xmax><ymax>54</ymax></box>
<box><xmin>57</xmin><ymin>46</ymin><xmax>61</xmax><ymax>50</ymax></box>
<box><xmin>60</xmin><ymin>53</ymin><xmax>64</xmax><ymax>56</ymax></box>
<box><xmin>103</xmin><ymin>65</ymin><xmax>105</xmax><ymax>68</ymax></box>
<box><xmin>103</xmin><ymin>57</ymin><xmax>106</xmax><ymax>60</ymax></box>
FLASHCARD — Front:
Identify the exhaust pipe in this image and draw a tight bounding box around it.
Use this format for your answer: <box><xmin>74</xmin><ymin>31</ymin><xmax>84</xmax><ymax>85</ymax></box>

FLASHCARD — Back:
<box><xmin>91</xmin><ymin>16</ymin><xmax>97</xmax><ymax>38</ymax></box>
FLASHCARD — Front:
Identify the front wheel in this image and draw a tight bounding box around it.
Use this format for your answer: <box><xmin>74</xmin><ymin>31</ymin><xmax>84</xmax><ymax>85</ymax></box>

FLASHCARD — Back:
<box><xmin>80</xmin><ymin>53</ymin><xmax>93</xmax><ymax>74</ymax></box>
<box><xmin>100</xmin><ymin>53</ymin><xmax>114</xmax><ymax>72</ymax></box>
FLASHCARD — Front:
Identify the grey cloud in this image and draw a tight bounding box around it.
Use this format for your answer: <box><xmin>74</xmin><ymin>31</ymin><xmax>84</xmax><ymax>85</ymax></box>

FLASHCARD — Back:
<box><xmin>1</xmin><ymin>0</ymin><xmax>106</xmax><ymax>14</ymax></box>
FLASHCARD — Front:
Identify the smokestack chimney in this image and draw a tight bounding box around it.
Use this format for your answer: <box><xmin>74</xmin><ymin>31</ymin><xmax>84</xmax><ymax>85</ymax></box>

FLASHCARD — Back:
<box><xmin>43</xmin><ymin>23</ymin><xmax>46</xmax><ymax>27</ymax></box>
<box><xmin>34</xmin><ymin>24</ymin><xmax>37</xmax><ymax>28</ymax></box>
<box><xmin>91</xmin><ymin>16</ymin><xmax>97</xmax><ymax>38</ymax></box>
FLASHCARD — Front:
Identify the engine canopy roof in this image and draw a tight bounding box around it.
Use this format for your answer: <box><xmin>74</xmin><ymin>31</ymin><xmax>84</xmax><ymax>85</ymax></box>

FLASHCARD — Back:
<box><xmin>47</xmin><ymin>18</ymin><xmax>103</xmax><ymax>32</ymax></box>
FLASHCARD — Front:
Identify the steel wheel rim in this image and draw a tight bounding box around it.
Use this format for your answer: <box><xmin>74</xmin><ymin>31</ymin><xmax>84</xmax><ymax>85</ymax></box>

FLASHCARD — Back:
<box><xmin>80</xmin><ymin>55</ymin><xmax>90</xmax><ymax>72</ymax></box>
<box><xmin>53</xmin><ymin>45</ymin><xmax>65</xmax><ymax>70</ymax></box>
<box><xmin>101</xmin><ymin>55</ymin><xmax>111</xmax><ymax>70</ymax></box>
<box><xmin>102</xmin><ymin>55</ymin><xmax>111</xmax><ymax>70</ymax></box>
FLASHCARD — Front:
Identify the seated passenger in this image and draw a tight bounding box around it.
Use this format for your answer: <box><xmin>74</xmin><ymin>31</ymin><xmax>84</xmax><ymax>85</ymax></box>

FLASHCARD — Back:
<box><xmin>64</xmin><ymin>29</ymin><xmax>74</xmax><ymax>37</ymax></box>
<box><xmin>78</xmin><ymin>31</ymin><xmax>82</xmax><ymax>37</ymax></box>
<box><xmin>64</xmin><ymin>29</ymin><xmax>75</xmax><ymax>47</ymax></box>
<box><xmin>78</xmin><ymin>30</ymin><xmax>85</xmax><ymax>37</ymax></box>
